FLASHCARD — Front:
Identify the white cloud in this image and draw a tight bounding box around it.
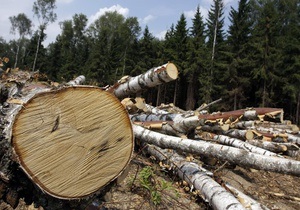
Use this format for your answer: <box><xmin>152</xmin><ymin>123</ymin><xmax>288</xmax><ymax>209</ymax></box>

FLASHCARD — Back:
<box><xmin>141</xmin><ymin>15</ymin><xmax>155</xmax><ymax>25</ymax></box>
<box><xmin>184</xmin><ymin>6</ymin><xmax>208</xmax><ymax>21</ymax></box>
<box><xmin>155</xmin><ymin>30</ymin><xmax>167</xmax><ymax>40</ymax></box>
<box><xmin>88</xmin><ymin>4</ymin><xmax>129</xmax><ymax>25</ymax></box>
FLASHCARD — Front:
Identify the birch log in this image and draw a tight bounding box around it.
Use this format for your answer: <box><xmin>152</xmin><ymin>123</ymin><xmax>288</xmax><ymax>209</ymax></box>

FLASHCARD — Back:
<box><xmin>1</xmin><ymin>73</ymin><xmax>134</xmax><ymax>201</ymax></box>
<box><xmin>246</xmin><ymin>140</ymin><xmax>288</xmax><ymax>153</ymax></box>
<box><xmin>133</xmin><ymin>125</ymin><xmax>300</xmax><ymax>176</ymax></box>
<box><xmin>224</xmin><ymin>183</ymin><xmax>270</xmax><ymax>210</ymax></box>
<box><xmin>131</xmin><ymin>114</ymin><xmax>200</xmax><ymax>136</ymax></box>
<box><xmin>145</xmin><ymin>145</ymin><xmax>247</xmax><ymax>210</ymax></box>
<box><xmin>211</xmin><ymin>134</ymin><xmax>281</xmax><ymax>157</ymax></box>
<box><xmin>108</xmin><ymin>62</ymin><xmax>178</xmax><ymax>99</ymax></box>
<box><xmin>199</xmin><ymin>108</ymin><xmax>284</xmax><ymax>124</ymax></box>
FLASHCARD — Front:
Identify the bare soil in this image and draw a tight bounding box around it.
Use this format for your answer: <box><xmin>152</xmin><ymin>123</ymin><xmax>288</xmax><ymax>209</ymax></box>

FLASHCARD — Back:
<box><xmin>101</xmin><ymin>152</ymin><xmax>300</xmax><ymax>210</ymax></box>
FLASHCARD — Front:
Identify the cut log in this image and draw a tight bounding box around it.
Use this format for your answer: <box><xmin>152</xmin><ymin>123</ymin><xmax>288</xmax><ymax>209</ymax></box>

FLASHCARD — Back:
<box><xmin>230</xmin><ymin>121</ymin><xmax>255</xmax><ymax>129</ymax></box>
<box><xmin>257</xmin><ymin>121</ymin><xmax>299</xmax><ymax>133</ymax></box>
<box><xmin>131</xmin><ymin>114</ymin><xmax>200</xmax><ymax>137</ymax></box>
<box><xmin>246</xmin><ymin>139</ymin><xmax>288</xmax><ymax>153</ymax></box>
<box><xmin>224</xmin><ymin>183</ymin><xmax>270</xmax><ymax>210</ymax></box>
<box><xmin>66</xmin><ymin>75</ymin><xmax>86</xmax><ymax>86</ymax></box>
<box><xmin>3</xmin><ymin>84</ymin><xmax>134</xmax><ymax>199</ymax></box>
<box><xmin>211</xmin><ymin>134</ymin><xmax>281</xmax><ymax>157</ymax></box>
<box><xmin>144</xmin><ymin>103</ymin><xmax>169</xmax><ymax>114</ymax></box>
<box><xmin>133</xmin><ymin>125</ymin><xmax>300</xmax><ymax>176</ymax></box>
<box><xmin>145</xmin><ymin>145</ymin><xmax>247</xmax><ymax>210</ymax></box>
<box><xmin>107</xmin><ymin>62</ymin><xmax>178</xmax><ymax>99</ymax></box>
<box><xmin>199</xmin><ymin>108</ymin><xmax>284</xmax><ymax>124</ymax></box>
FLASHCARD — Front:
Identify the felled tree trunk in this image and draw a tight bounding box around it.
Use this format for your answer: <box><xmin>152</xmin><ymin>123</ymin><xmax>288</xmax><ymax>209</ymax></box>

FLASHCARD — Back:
<box><xmin>107</xmin><ymin>62</ymin><xmax>178</xmax><ymax>99</ymax></box>
<box><xmin>198</xmin><ymin>107</ymin><xmax>284</xmax><ymax>124</ymax></box>
<box><xmin>131</xmin><ymin>113</ymin><xmax>200</xmax><ymax>137</ymax></box>
<box><xmin>133</xmin><ymin>125</ymin><xmax>300</xmax><ymax>176</ymax></box>
<box><xmin>0</xmin><ymin>73</ymin><xmax>134</xmax><ymax>206</ymax></box>
<box><xmin>211</xmin><ymin>134</ymin><xmax>281</xmax><ymax>157</ymax></box>
<box><xmin>145</xmin><ymin>145</ymin><xmax>247</xmax><ymax>210</ymax></box>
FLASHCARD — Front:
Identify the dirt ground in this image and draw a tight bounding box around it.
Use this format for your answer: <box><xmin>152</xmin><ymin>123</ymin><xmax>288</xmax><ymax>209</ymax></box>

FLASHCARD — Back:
<box><xmin>1</xmin><ymin>151</ymin><xmax>300</xmax><ymax>210</ymax></box>
<box><xmin>101</xmin><ymin>152</ymin><xmax>300</xmax><ymax>210</ymax></box>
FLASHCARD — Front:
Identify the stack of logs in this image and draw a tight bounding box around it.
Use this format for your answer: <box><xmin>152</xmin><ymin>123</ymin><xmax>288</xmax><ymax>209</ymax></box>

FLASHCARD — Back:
<box><xmin>0</xmin><ymin>62</ymin><xmax>300</xmax><ymax>210</ymax></box>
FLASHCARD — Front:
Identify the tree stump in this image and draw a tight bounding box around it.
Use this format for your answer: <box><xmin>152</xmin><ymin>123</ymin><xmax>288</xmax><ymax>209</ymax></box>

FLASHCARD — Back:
<box><xmin>0</xmin><ymin>71</ymin><xmax>134</xmax><ymax>207</ymax></box>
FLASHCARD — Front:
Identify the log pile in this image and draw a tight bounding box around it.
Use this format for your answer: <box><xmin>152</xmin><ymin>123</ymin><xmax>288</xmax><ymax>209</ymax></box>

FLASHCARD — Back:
<box><xmin>111</xmin><ymin>64</ymin><xmax>300</xmax><ymax>209</ymax></box>
<box><xmin>1</xmin><ymin>63</ymin><xmax>300</xmax><ymax>209</ymax></box>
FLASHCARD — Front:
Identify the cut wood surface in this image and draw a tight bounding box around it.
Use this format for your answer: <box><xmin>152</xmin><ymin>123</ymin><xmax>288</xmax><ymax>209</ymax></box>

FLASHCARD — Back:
<box><xmin>11</xmin><ymin>86</ymin><xmax>134</xmax><ymax>199</ymax></box>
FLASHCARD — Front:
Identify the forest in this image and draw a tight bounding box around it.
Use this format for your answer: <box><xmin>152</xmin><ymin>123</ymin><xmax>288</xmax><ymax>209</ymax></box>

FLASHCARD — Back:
<box><xmin>0</xmin><ymin>0</ymin><xmax>299</xmax><ymax>124</ymax></box>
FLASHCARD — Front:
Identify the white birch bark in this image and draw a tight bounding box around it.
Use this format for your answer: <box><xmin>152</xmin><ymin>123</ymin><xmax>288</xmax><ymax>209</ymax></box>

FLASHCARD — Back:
<box><xmin>286</xmin><ymin>133</ymin><xmax>300</xmax><ymax>145</ymax></box>
<box><xmin>67</xmin><ymin>75</ymin><xmax>86</xmax><ymax>86</ymax></box>
<box><xmin>231</xmin><ymin>121</ymin><xmax>256</xmax><ymax>129</ymax></box>
<box><xmin>249</xmin><ymin>126</ymin><xmax>300</xmax><ymax>145</ymax></box>
<box><xmin>257</xmin><ymin>121</ymin><xmax>299</xmax><ymax>133</ymax></box>
<box><xmin>133</xmin><ymin>125</ymin><xmax>300</xmax><ymax>176</ymax></box>
<box><xmin>212</xmin><ymin>135</ymin><xmax>281</xmax><ymax>157</ymax></box>
<box><xmin>145</xmin><ymin>145</ymin><xmax>246</xmax><ymax>210</ymax></box>
<box><xmin>111</xmin><ymin>63</ymin><xmax>178</xmax><ymax>99</ymax></box>
<box><xmin>144</xmin><ymin>103</ymin><xmax>169</xmax><ymax>114</ymax></box>
<box><xmin>245</xmin><ymin>139</ymin><xmax>300</xmax><ymax>153</ymax></box>
<box><xmin>222</xmin><ymin>129</ymin><xmax>253</xmax><ymax>140</ymax></box>
<box><xmin>224</xmin><ymin>183</ymin><xmax>270</xmax><ymax>210</ymax></box>
<box><xmin>131</xmin><ymin>114</ymin><xmax>200</xmax><ymax>136</ymax></box>
<box><xmin>201</xmin><ymin>108</ymin><xmax>283</xmax><ymax>123</ymax></box>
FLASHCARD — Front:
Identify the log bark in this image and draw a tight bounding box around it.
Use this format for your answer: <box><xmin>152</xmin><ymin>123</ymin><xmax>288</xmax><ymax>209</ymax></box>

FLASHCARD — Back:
<box><xmin>198</xmin><ymin>108</ymin><xmax>284</xmax><ymax>124</ymax></box>
<box><xmin>144</xmin><ymin>103</ymin><xmax>169</xmax><ymax>114</ymax></box>
<box><xmin>131</xmin><ymin>114</ymin><xmax>200</xmax><ymax>136</ymax></box>
<box><xmin>224</xmin><ymin>183</ymin><xmax>269</xmax><ymax>210</ymax></box>
<box><xmin>1</xmin><ymin>74</ymin><xmax>134</xmax><ymax>200</ymax></box>
<box><xmin>107</xmin><ymin>62</ymin><xmax>178</xmax><ymax>99</ymax></box>
<box><xmin>211</xmin><ymin>134</ymin><xmax>281</xmax><ymax>157</ymax></box>
<box><xmin>145</xmin><ymin>145</ymin><xmax>247</xmax><ymax>210</ymax></box>
<box><xmin>133</xmin><ymin>125</ymin><xmax>300</xmax><ymax>176</ymax></box>
<box><xmin>246</xmin><ymin>139</ymin><xmax>289</xmax><ymax>153</ymax></box>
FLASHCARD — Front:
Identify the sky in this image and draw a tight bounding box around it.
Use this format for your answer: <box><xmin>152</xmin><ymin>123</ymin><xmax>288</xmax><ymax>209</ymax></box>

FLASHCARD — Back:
<box><xmin>0</xmin><ymin>0</ymin><xmax>237</xmax><ymax>46</ymax></box>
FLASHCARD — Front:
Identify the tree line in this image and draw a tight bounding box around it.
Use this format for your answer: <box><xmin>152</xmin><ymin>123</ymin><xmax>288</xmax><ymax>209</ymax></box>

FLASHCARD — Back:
<box><xmin>0</xmin><ymin>0</ymin><xmax>299</xmax><ymax>124</ymax></box>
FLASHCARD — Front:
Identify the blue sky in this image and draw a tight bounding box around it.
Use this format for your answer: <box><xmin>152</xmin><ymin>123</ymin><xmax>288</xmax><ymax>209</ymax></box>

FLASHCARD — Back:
<box><xmin>0</xmin><ymin>0</ymin><xmax>237</xmax><ymax>46</ymax></box>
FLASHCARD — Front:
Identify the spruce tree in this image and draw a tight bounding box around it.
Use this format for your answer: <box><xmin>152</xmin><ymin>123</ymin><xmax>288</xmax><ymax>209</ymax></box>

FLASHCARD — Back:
<box><xmin>249</xmin><ymin>0</ymin><xmax>282</xmax><ymax>107</ymax></box>
<box><xmin>226</xmin><ymin>0</ymin><xmax>253</xmax><ymax>110</ymax></box>
<box><xmin>276</xmin><ymin>0</ymin><xmax>300</xmax><ymax>123</ymax></box>
<box><xmin>173</xmin><ymin>13</ymin><xmax>189</xmax><ymax>108</ymax></box>
<box><xmin>205</xmin><ymin>0</ymin><xmax>226</xmax><ymax>106</ymax></box>
<box><xmin>185</xmin><ymin>6</ymin><xmax>207</xmax><ymax>110</ymax></box>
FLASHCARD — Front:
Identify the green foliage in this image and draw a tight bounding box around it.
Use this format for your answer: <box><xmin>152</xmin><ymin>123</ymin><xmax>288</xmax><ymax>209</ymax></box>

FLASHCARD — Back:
<box><xmin>225</xmin><ymin>0</ymin><xmax>253</xmax><ymax>110</ymax></box>
<box><xmin>135</xmin><ymin>166</ymin><xmax>178</xmax><ymax>206</ymax></box>
<box><xmin>2</xmin><ymin>0</ymin><xmax>300</xmax><ymax>122</ymax></box>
